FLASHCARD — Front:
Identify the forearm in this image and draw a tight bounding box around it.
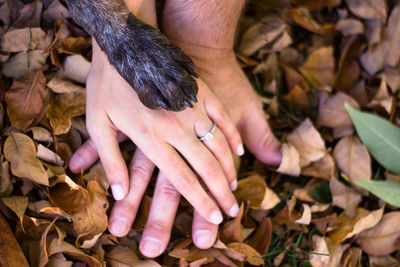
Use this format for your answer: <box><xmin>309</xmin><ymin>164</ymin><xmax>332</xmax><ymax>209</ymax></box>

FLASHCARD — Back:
<box><xmin>163</xmin><ymin>0</ymin><xmax>246</xmax><ymax>49</ymax></box>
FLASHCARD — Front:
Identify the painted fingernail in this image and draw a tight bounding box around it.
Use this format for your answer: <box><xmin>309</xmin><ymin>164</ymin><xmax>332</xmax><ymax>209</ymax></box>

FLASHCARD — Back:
<box><xmin>69</xmin><ymin>154</ymin><xmax>84</xmax><ymax>171</ymax></box>
<box><xmin>195</xmin><ymin>230</ymin><xmax>213</xmax><ymax>248</ymax></box>
<box><xmin>109</xmin><ymin>217</ymin><xmax>129</xmax><ymax>236</ymax></box>
<box><xmin>141</xmin><ymin>237</ymin><xmax>162</xmax><ymax>256</ymax></box>
<box><xmin>230</xmin><ymin>179</ymin><xmax>238</xmax><ymax>191</ymax></box>
<box><xmin>237</xmin><ymin>144</ymin><xmax>245</xmax><ymax>156</ymax></box>
<box><xmin>158</xmin><ymin>99</ymin><xmax>169</xmax><ymax>110</ymax></box>
<box><xmin>111</xmin><ymin>184</ymin><xmax>125</xmax><ymax>201</ymax></box>
<box><xmin>210</xmin><ymin>210</ymin><xmax>223</xmax><ymax>224</ymax></box>
<box><xmin>189</xmin><ymin>93</ymin><xmax>198</xmax><ymax>103</ymax></box>
<box><xmin>230</xmin><ymin>203</ymin><xmax>239</xmax><ymax>217</ymax></box>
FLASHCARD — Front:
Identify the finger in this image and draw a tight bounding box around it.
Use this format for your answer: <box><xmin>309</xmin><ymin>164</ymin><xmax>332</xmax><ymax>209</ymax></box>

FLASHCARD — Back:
<box><xmin>88</xmin><ymin>123</ymin><xmax>129</xmax><ymax>201</ymax></box>
<box><xmin>123</xmin><ymin>134</ymin><xmax>224</xmax><ymax>225</ymax></box>
<box><xmin>192</xmin><ymin>209</ymin><xmax>218</xmax><ymax>249</ymax></box>
<box><xmin>69</xmin><ymin>132</ymin><xmax>129</xmax><ymax>173</ymax></box>
<box><xmin>109</xmin><ymin>148</ymin><xmax>155</xmax><ymax>236</ymax></box>
<box><xmin>201</xmin><ymin>127</ymin><xmax>237</xmax><ymax>191</ymax></box>
<box><xmin>139</xmin><ymin>173</ymin><xmax>180</xmax><ymax>257</ymax></box>
<box><xmin>169</xmin><ymin>133</ymin><xmax>239</xmax><ymax>218</ymax></box>
<box><xmin>204</xmin><ymin>90</ymin><xmax>244</xmax><ymax>157</ymax></box>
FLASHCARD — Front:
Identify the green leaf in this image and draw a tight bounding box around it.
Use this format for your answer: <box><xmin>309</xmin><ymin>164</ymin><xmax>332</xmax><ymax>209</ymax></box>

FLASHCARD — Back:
<box><xmin>353</xmin><ymin>180</ymin><xmax>400</xmax><ymax>207</ymax></box>
<box><xmin>345</xmin><ymin>103</ymin><xmax>400</xmax><ymax>174</ymax></box>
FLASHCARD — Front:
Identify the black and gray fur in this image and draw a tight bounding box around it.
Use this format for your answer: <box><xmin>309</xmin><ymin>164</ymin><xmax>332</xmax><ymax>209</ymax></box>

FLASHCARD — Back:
<box><xmin>64</xmin><ymin>0</ymin><xmax>198</xmax><ymax>111</ymax></box>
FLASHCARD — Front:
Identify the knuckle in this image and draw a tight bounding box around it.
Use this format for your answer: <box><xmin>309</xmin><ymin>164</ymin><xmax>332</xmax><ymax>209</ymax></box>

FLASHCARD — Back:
<box><xmin>147</xmin><ymin>220</ymin><xmax>166</xmax><ymax>232</ymax></box>
<box><xmin>204</xmin><ymin>159</ymin><xmax>220</xmax><ymax>177</ymax></box>
<box><xmin>158</xmin><ymin>182</ymin><xmax>180</xmax><ymax>201</ymax></box>
<box><xmin>178</xmin><ymin>171</ymin><xmax>197</xmax><ymax>191</ymax></box>
<box><xmin>130</xmin><ymin>163</ymin><xmax>152</xmax><ymax>181</ymax></box>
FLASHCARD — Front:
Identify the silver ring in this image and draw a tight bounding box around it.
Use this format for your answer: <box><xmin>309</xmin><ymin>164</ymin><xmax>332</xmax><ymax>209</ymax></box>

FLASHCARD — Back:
<box><xmin>199</xmin><ymin>123</ymin><xmax>217</xmax><ymax>142</ymax></box>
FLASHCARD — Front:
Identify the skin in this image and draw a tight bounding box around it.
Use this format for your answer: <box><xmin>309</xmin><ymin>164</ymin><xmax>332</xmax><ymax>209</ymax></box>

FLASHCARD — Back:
<box><xmin>69</xmin><ymin>0</ymin><xmax>282</xmax><ymax>258</ymax></box>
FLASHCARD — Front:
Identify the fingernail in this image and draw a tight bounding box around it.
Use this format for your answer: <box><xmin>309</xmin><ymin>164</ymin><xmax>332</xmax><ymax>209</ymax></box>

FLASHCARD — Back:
<box><xmin>69</xmin><ymin>154</ymin><xmax>84</xmax><ymax>171</ymax></box>
<box><xmin>230</xmin><ymin>180</ymin><xmax>238</xmax><ymax>191</ymax></box>
<box><xmin>184</xmin><ymin>99</ymin><xmax>194</xmax><ymax>108</ymax></box>
<box><xmin>237</xmin><ymin>144</ymin><xmax>245</xmax><ymax>156</ymax></box>
<box><xmin>110</xmin><ymin>217</ymin><xmax>129</xmax><ymax>236</ymax></box>
<box><xmin>230</xmin><ymin>203</ymin><xmax>239</xmax><ymax>217</ymax></box>
<box><xmin>195</xmin><ymin>230</ymin><xmax>213</xmax><ymax>248</ymax></box>
<box><xmin>111</xmin><ymin>184</ymin><xmax>125</xmax><ymax>201</ymax></box>
<box><xmin>210</xmin><ymin>210</ymin><xmax>223</xmax><ymax>224</ymax></box>
<box><xmin>141</xmin><ymin>237</ymin><xmax>162</xmax><ymax>256</ymax></box>
<box><xmin>189</xmin><ymin>93</ymin><xmax>198</xmax><ymax>103</ymax></box>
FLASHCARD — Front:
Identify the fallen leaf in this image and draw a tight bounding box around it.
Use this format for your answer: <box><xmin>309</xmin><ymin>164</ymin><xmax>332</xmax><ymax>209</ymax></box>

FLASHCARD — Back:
<box><xmin>287</xmin><ymin>118</ymin><xmax>326</xmax><ymax>167</ymax></box>
<box><xmin>368</xmin><ymin>255</ymin><xmax>398</xmax><ymax>267</ymax></box>
<box><xmin>47</xmin><ymin>77</ymin><xmax>85</xmax><ymax>94</ymax></box>
<box><xmin>368</xmin><ymin>76</ymin><xmax>394</xmax><ymax>114</ymax></box>
<box><xmin>1</xmin><ymin>196</ymin><xmax>28</xmax><ymax>225</ymax></box>
<box><xmin>335</xmin><ymin>19</ymin><xmax>364</xmax><ymax>36</ymax></box>
<box><xmin>59</xmin><ymin>37</ymin><xmax>91</xmax><ymax>55</ymax></box>
<box><xmin>299</xmin><ymin>46</ymin><xmax>335</xmax><ymax>90</ymax></box>
<box><xmin>345</xmin><ymin>0</ymin><xmax>387</xmax><ymax>20</ymax></box>
<box><xmin>289</xmin><ymin>0</ymin><xmax>341</xmax><ymax>11</ymax></box>
<box><xmin>360</xmin><ymin>40</ymin><xmax>389</xmax><ymax>76</ymax></box>
<box><xmin>46</xmin><ymin>253</ymin><xmax>73</xmax><ymax>267</ymax></box>
<box><xmin>4</xmin><ymin>70</ymin><xmax>48</xmax><ymax>130</ymax></box>
<box><xmin>4</xmin><ymin>132</ymin><xmax>48</xmax><ymax>186</ymax></box>
<box><xmin>302</xmin><ymin>153</ymin><xmax>335</xmax><ymax>180</ymax></box>
<box><xmin>106</xmin><ymin>246</ymin><xmax>161</xmax><ymax>267</ymax></box>
<box><xmin>11</xmin><ymin>1</ymin><xmax>43</xmax><ymax>28</ymax></box>
<box><xmin>0</xmin><ymin>213</ymin><xmax>30</xmax><ymax>267</ymax></box>
<box><xmin>234</xmin><ymin>175</ymin><xmax>267</xmax><ymax>209</ymax></box>
<box><xmin>277</xmin><ymin>143</ymin><xmax>301</xmax><ymax>176</ymax></box>
<box><xmin>48</xmin><ymin>174</ymin><xmax>90</xmax><ymax>212</ymax></box>
<box><xmin>294</xmin><ymin>203</ymin><xmax>312</xmax><ymax>225</ymax></box>
<box><xmin>31</xmin><ymin>127</ymin><xmax>54</xmax><ymax>143</ymax></box>
<box><xmin>60</xmin><ymin>54</ymin><xmax>90</xmax><ymax>84</ymax></box>
<box><xmin>73</xmin><ymin>179</ymin><xmax>108</xmax><ymax>248</ymax></box>
<box><xmin>282</xmin><ymin>85</ymin><xmax>309</xmax><ymax>107</ymax></box>
<box><xmin>309</xmin><ymin>235</ymin><xmax>330</xmax><ymax>267</ymax></box>
<box><xmin>287</xmin><ymin>8</ymin><xmax>336</xmax><ymax>35</ymax></box>
<box><xmin>333</xmin><ymin>136</ymin><xmax>371</xmax><ymax>181</ymax></box>
<box><xmin>239</xmin><ymin>17</ymin><xmax>287</xmax><ymax>56</ymax></box>
<box><xmin>37</xmin><ymin>144</ymin><xmax>64</xmax><ymax>166</ymax></box>
<box><xmin>227</xmin><ymin>242</ymin><xmax>264</xmax><ymax>266</ymax></box>
<box><xmin>220</xmin><ymin>203</ymin><xmax>244</xmax><ymax>243</ymax></box>
<box><xmin>47</xmin><ymin>238</ymin><xmax>103</xmax><ymax>267</ymax></box>
<box><xmin>0</xmin><ymin>157</ymin><xmax>12</xmax><ymax>196</ymax></box>
<box><xmin>356</xmin><ymin>211</ymin><xmax>400</xmax><ymax>256</ymax></box>
<box><xmin>330</xmin><ymin>176</ymin><xmax>362</xmax><ymax>217</ymax></box>
<box><xmin>46</xmin><ymin>89</ymin><xmax>86</xmax><ymax>135</ymax></box>
<box><xmin>0</xmin><ymin>27</ymin><xmax>45</xmax><ymax>53</ymax></box>
<box><xmin>246</xmin><ymin>217</ymin><xmax>272</xmax><ymax>254</ymax></box>
<box><xmin>2</xmin><ymin>50</ymin><xmax>47</xmax><ymax>79</ymax></box>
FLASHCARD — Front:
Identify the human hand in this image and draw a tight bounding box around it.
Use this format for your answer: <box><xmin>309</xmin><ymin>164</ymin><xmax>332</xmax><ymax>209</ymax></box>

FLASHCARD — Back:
<box><xmin>71</xmin><ymin>40</ymin><xmax>243</xmax><ymax>225</ymax></box>
<box><xmin>70</xmin><ymin>142</ymin><xmax>219</xmax><ymax>257</ymax></box>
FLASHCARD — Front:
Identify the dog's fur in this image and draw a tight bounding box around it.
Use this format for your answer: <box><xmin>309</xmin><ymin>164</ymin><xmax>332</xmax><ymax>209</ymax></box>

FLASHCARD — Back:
<box><xmin>64</xmin><ymin>0</ymin><xmax>198</xmax><ymax>111</ymax></box>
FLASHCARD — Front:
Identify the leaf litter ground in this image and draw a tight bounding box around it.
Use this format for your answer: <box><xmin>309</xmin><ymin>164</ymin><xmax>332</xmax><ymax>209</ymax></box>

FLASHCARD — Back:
<box><xmin>1</xmin><ymin>0</ymin><xmax>400</xmax><ymax>266</ymax></box>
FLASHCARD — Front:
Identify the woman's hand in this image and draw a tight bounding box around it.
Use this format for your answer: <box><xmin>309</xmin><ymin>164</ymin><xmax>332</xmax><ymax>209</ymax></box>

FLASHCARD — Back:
<box><xmin>71</xmin><ymin>40</ymin><xmax>243</xmax><ymax>224</ymax></box>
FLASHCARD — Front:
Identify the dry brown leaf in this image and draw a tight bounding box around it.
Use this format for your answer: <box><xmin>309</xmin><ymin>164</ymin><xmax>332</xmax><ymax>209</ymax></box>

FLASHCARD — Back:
<box><xmin>330</xmin><ymin>176</ymin><xmax>362</xmax><ymax>218</ymax></box>
<box><xmin>289</xmin><ymin>0</ymin><xmax>341</xmax><ymax>11</ymax></box>
<box><xmin>287</xmin><ymin>8</ymin><xmax>336</xmax><ymax>35</ymax></box>
<box><xmin>4</xmin><ymin>70</ymin><xmax>48</xmax><ymax>130</ymax></box>
<box><xmin>368</xmin><ymin>75</ymin><xmax>394</xmax><ymax>114</ymax></box>
<box><xmin>48</xmin><ymin>174</ymin><xmax>90</xmax><ymax>212</ymax></box>
<box><xmin>4</xmin><ymin>132</ymin><xmax>49</xmax><ymax>186</ymax></box>
<box><xmin>287</xmin><ymin>118</ymin><xmax>326</xmax><ymax>167</ymax></box>
<box><xmin>46</xmin><ymin>89</ymin><xmax>86</xmax><ymax>135</ymax></box>
<box><xmin>31</xmin><ymin>127</ymin><xmax>54</xmax><ymax>143</ymax></box>
<box><xmin>59</xmin><ymin>37</ymin><xmax>91</xmax><ymax>55</ymax></box>
<box><xmin>295</xmin><ymin>204</ymin><xmax>312</xmax><ymax>225</ymax></box>
<box><xmin>37</xmin><ymin>144</ymin><xmax>64</xmax><ymax>166</ymax></box>
<box><xmin>73</xmin><ymin>179</ymin><xmax>108</xmax><ymax>248</ymax></box>
<box><xmin>333</xmin><ymin>136</ymin><xmax>371</xmax><ymax>181</ymax></box>
<box><xmin>368</xmin><ymin>255</ymin><xmax>398</xmax><ymax>267</ymax></box>
<box><xmin>1</xmin><ymin>196</ymin><xmax>28</xmax><ymax>225</ymax></box>
<box><xmin>239</xmin><ymin>17</ymin><xmax>287</xmax><ymax>56</ymax></box>
<box><xmin>47</xmin><ymin>77</ymin><xmax>85</xmax><ymax>94</ymax></box>
<box><xmin>277</xmin><ymin>143</ymin><xmax>301</xmax><ymax>176</ymax></box>
<box><xmin>259</xmin><ymin>184</ymin><xmax>280</xmax><ymax>210</ymax></box>
<box><xmin>282</xmin><ymin>85</ymin><xmax>309</xmax><ymax>107</ymax></box>
<box><xmin>220</xmin><ymin>203</ymin><xmax>244</xmax><ymax>243</ymax></box>
<box><xmin>47</xmin><ymin>238</ymin><xmax>103</xmax><ymax>267</ymax></box>
<box><xmin>383</xmin><ymin>68</ymin><xmax>400</xmax><ymax>93</ymax></box>
<box><xmin>0</xmin><ymin>27</ymin><xmax>45</xmax><ymax>53</ymax></box>
<box><xmin>356</xmin><ymin>211</ymin><xmax>400</xmax><ymax>256</ymax></box>
<box><xmin>360</xmin><ymin>40</ymin><xmax>389</xmax><ymax>76</ymax></box>
<box><xmin>106</xmin><ymin>246</ymin><xmax>161</xmax><ymax>267</ymax></box>
<box><xmin>282</xmin><ymin>64</ymin><xmax>310</xmax><ymax>92</ymax></box>
<box><xmin>11</xmin><ymin>1</ymin><xmax>43</xmax><ymax>28</ymax></box>
<box><xmin>227</xmin><ymin>242</ymin><xmax>264</xmax><ymax>266</ymax></box>
<box><xmin>31</xmin><ymin>200</ymin><xmax>72</xmax><ymax>221</ymax></box>
<box><xmin>0</xmin><ymin>157</ymin><xmax>12</xmax><ymax>196</ymax></box>
<box><xmin>39</xmin><ymin>218</ymin><xmax>59</xmax><ymax>267</ymax></box>
<box><xmin>386</xmin><ymin>5</ymin><xmax>400</xmax><ymax>67</ymax></box>
<box><xmin>2</xmin><ymin>50</ymin><xmax>48</xmax><ymax>79</ymax></box>
<box><xmin>46</xmin><ymin>253</ymin><xmax>73</xmax><ymax>267</ymax></box>
<box><xmin>60</xmin><ymin>54</ymin><xmax>90</xmax><ymax>84</ymax></box>
<box><xmin>302</xmin><ymin>153</ymin><xmax>335</xmax><ymax>180</ymax></box>
<box><xmin>309</xmin><ymin>235</ymin><xmax>330</xmax><ymax>267</ymax></box>
<box><xmin>0</xmin><ymin>213</ymin><xmax>30</xmax><ymax>267</ymax></box>
<box><xmin>246</xmin><ymin>217</ymin><xmax>272</xmax><ymax>254</ymax></box>
<box><xmin>345</xmin><ymin>0</ymin><xmax>387</xmax><ymax>20</ymax></box>
<box><xmin>335</xmin><ymin>19</ymin><xmax>364</xmax><ymax>36</ymax></box>
<box><xmin>299</xmin><ymin>46</ymin><xmax>335</xmax><ymax>90</ymax></box>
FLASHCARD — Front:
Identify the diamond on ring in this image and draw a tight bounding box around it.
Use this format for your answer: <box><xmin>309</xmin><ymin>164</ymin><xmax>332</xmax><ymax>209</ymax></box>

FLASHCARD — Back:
<box><xmin>199</xmin><ymin>123</ymin><xmax>217</xmax><ymax>142</ymax></box>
